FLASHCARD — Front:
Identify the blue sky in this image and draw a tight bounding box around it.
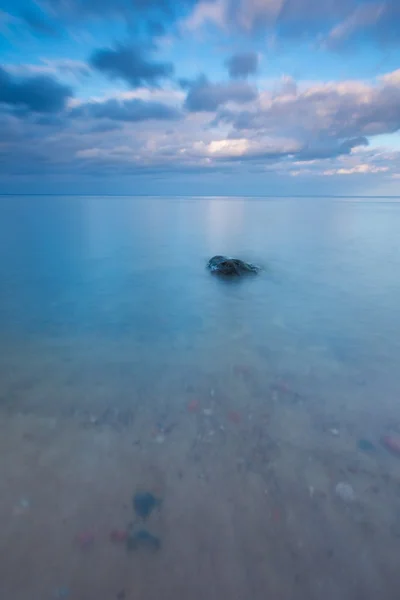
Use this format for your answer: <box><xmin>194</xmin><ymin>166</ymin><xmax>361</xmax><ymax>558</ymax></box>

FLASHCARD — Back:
<box><xmin>1</xmin><ymin>0</ymin><xmax>400</xmax><ymax>195</ymax></box>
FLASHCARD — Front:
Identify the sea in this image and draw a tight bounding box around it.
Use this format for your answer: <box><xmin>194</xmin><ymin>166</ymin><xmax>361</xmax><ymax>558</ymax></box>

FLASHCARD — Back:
<box><xmin>0</xmin><ymin>195</ymin><xmax>400</xmax><ymax>599</ymax></box>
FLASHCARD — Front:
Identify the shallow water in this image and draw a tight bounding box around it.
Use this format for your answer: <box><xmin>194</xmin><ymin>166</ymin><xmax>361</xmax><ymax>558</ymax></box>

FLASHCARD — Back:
<box><xmin>1</xmin><ymin>195</ymin><xmax>400</xmax><ymax>599</ymax></box>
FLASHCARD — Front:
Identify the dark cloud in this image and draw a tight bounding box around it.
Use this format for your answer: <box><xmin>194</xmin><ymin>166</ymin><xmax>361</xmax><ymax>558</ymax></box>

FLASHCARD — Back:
<box><xmin>225</xmin><ymin>52</ymin><xmax>259</xmax><ymax>78</ymax></box>
<box><xmin>296</xmin><ymin>137</ymin><xmax>369</xmax><ymax>161</ymax></box>
<box><xmin>19</xmin><ymin>0</ymin><xmax>198</xmax><ymax>38</ymax></box>
<box><xmin>72</xmin><ymin>97</ymin><xmax>181</xmax><ymax>122</ymax></box>
<box><xmin>0</xmin><ymin>66</ymin><xmax>73</xmax><ymax>113</ymax></box>
<box><xmin>185</xmin><ymin>76</ymin><xmax>257</xmax><ymax>112</ymax></box>
<box><xmin>90</xmin><ymin>44</ymin><xmax>174</xmax><ymax>88</ymax></box>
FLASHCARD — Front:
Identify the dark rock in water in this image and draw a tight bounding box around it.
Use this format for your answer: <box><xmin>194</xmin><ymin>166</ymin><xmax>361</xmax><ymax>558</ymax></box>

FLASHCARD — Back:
<box><xmin>133</xmin><ymin>492</ymin><xmax>160</xmax><ymax>519</ymax></box>
<box><xmin>207</xmin><ymin>255</ymin><xmax>259</xmax><ymax>276</ymax></box>
<box><xmin>126</xmin><ymin>527</ymin><xmax>161</xmax><ymax>552</ymax></box>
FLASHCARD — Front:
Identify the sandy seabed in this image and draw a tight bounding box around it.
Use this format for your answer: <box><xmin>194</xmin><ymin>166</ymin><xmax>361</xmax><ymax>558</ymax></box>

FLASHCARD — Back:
<box><xmin>1</xmin><ymin>336</ymin><xmax>400</xmax><ymax>600</ymax></box>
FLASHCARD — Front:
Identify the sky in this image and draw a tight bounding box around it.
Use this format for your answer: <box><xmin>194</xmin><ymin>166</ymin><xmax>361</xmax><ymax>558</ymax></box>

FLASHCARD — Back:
<box><xmin>0</xmin><ymin>0</ymin><xmax>400</xmax><ymax>195</ymax></box>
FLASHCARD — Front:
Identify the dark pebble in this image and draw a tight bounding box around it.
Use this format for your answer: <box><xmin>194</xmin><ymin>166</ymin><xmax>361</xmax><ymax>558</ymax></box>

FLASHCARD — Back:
<box><xmin>126</xmin><ymin>528</ymin><xmax>161</xmax><ymax>552</ymax></box>
<box><xmin>357</xmin><ymin>439</ymin><xmax>376</xmax><ymax>452</ymax></box>
<box><xmin>133</xmin><ymin>492</ymin><xmax>160</xmax><ymax>519</ymax></box>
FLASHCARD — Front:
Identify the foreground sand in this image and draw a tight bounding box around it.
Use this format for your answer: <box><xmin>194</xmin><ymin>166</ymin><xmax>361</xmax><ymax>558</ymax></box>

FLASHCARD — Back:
<box><xmin>1</xmin><ymin>375</ymin><xmax>400</xmax><ymax>600</ymax></box>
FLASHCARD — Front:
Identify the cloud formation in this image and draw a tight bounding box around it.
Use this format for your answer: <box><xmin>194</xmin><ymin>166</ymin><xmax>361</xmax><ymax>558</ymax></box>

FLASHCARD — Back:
<box><xmin>215</xmin><ymin>71</ymin><xmax>400</xmax><ymax>147</ymax></box>
<box><xmin>0</xmin><ymin>66</ymin><xmax>72</xmax><ymax>113</ymax></box>
<box><xmin>184</xmin><ymin>76</ymin><xmax>258</xmax><ymax>112</ymax></box>
<box><xmin>184</xmin><ymin>0</ymin><xmax>400</xmax><ymax>48</ymax></box>
<box><xmin>225</xmin><ymin>52</ymin><xmax>259</xmax><ymax>79</ymax></box>
<box><xmin>72</xmin><ymin>97</ymin><xmax>181</xmax><ymax>122</ymax></box>
<box><xmin>19</xmin><ymin>0</ymin><xmax>199</xmax><ymax>38</ymax></box>
<box><xmin>90</xmin><ymin>44</ymin><xmax>174</xmax><ymax>88</ymax></box>
<box><xmin>2</xmin><ymin>0</ymin><xmax>400</xmax><ymax>193</ymax></box>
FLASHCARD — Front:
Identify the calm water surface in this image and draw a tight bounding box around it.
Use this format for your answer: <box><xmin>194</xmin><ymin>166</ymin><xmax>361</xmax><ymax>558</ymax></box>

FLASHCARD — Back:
<box><xmin>1</xmin><ymin>195</ymin><xmax>400</xmax><ymax>599</ymax></box>
<box><xmin>1</xmin><ymin>196</ymin><xmax>400</xmax><ymax>409</ymax></box>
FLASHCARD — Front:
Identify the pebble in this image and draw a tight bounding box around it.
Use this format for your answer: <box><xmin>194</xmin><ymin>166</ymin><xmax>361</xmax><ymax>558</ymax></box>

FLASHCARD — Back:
<box><xmin>329</xmin><ymin>428</ymin><xmax>340</xmax><ymax>437</ymax></box>
<box><xmin>155</xmin><ymin>434</ymin><xmax>165</xmax><ymax>444</ymax></box>
<box><xmin>13</xmin><ymin>497</ymin><xmax>30</xmax><ymax>516</ymax></box>
<box><xmin>54</xmin><ymin>587</ymin><xmax>70</xmax><ymax>599</ymax></box>
<box><xmin>382</xmin><ymin>435</ymin><xmax>400</xmax><ymax>456</ymax></box>
<box><xmin>110</xmin><ymin>530</ymin><xmax>128</xmax><ymax>543</ymax></box>
<box><xmin>335</xmin><ymin>482</ymin><xmax>356</xmax><ymax>503</ymax></box>
<box><xmin>133</xmin><ymin>492</ymin><xmax>160</xmax><ymax>520</ymax></box>
<box><xmin>228</xmin><ymin>411</ymin><xmax>241</xmax><ymax>424</ymax></box>
<box><xmin>75</xmin><ymin>531</ymin><xmax>95</xmax><ymax>550</ymax></box>
<box><xmin>126</xmin><ymin>527</ymin><xmax>161</xmax><ymax>552</ymax></box>
<box><xmin>203</xmin><ymin>409</ymin><xmax>213</xmax><ymax>417</ymax></box>
<box><xmin>187</xmin><ymin>400</ymin><xmax>199</xmax><ymax>413</ymax></box>
<box><xmin>357</xmin><ymin>439</ymin><xmax>376</xmax><ymax>452</ymax></box>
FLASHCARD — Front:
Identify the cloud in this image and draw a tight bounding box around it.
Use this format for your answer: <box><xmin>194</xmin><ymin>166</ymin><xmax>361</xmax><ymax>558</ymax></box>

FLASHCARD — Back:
<box><xmin>20</xmin><ymin>0</ymin><xmax>199</xmax><ymax>38</ymax></box>
<box><xmin>184</xmin><ymin>76</ymin><xmax>258</xmax><ymax>111</ymax></box>
<box><xmin>183</xmin><ymin>0</ymin><xmax>400</xmax><ymax>49</ymax></box>
<box><xmin>5</xmin><ymin>59</ymin><xmax>90</xmax><ymax>81</ymax></box>
<box><xmin>324</xmin><ymin>164</ymin><xmax>389</xmax><ymax>175</ymax></box>
<box><xmin>72</xmin><ymin>97</ymin><xmax>182</xmax><ymax>122</ymax></box>
<box><xmin>183</xmin><ymin>0</ymin><xmax>350</xmax><ymax>36</ymax></box>
<box><xmin>0</xmin><ymin>65</ymin><xmax>73</xmax><ymax>113</ymax></box>
<box><xmin>215</xmin><ymin>70</ymin><xmax>400</xmax><ymax>148</ymax></box>
<box><xmin>225</xmin><ymin>52</ymin><xmax>259</xmax><ymax>79</ymax></box>
<box><xmin>325</xmin><ymin>1</ymin><xmax>400</xmax><ymax>49</ymax></box>
<box><xmin>189</xmin><ymin>136</ymin><xmax>301</xmax><ymax>160</ymax></box>
<box><xmin>20</xmin><ymin>7</ymin><xmax>59</xmax><ymax>36</ymax></box>
<box><xmin>90</xmin><ymin>44</ymin><xmax>174</xmax><ymax>88</ymax></box>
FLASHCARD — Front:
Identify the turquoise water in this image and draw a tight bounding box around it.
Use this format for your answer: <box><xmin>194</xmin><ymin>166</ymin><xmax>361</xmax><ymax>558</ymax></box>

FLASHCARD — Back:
<box><xmin>1</xmin><ymin>195</ymin><xmax>400</xmax><ymax>599</ymax></box>
<box><xmin>1</xmin><ymin>196</ymin><xmax>400</xmax><ymax>417</ymax></box>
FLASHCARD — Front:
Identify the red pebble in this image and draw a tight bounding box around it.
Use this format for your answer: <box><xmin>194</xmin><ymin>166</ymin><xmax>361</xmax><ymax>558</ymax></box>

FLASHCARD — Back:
<box><xmin>110</xmin><ymin>530</ymin><xmax>127</xmax><ymax>543</ymax></box>
<box><xmin>273</xmin><ymin>508</ymin><xmax>281</xmax><ymax>522</ymax></box>
<box><xmin>187</xmin><ymin>400</ymin><xmax>199</xmax><ymax>413</ymax></box>
<box><xmin>228</xmin><ymin>410</ymin><xmax>241</xmax><ymax>424</ymax></box>
<box><xmin>276</xmin><ymin>380</ymin><xmax>290</xmax><ymax>393</ymax></box>
<box><xmin>382</xmin><ymin>435</ymin><xmax>400</xmax><ymax>456</ymax></box>
<box><xmin>75</xmin><ymin>531</ymin><xmax>95</xmax><ymax>549</ymax></box>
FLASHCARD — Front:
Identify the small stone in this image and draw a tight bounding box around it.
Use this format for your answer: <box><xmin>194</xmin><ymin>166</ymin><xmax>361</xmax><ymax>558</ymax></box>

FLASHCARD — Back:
<box><xmin>110</xmin><ymin>530</ymin><xmax>128</xmax><ymax>543</ymax></box>
<box><xmin>126</xmin><ymin>527</ymin><xmax>161</xmax><ymax>552</ymax></box>
<box><xmin>335</xmin><ymin>482</ymin><xmax>356</xmax><ymax>503</ymax></box>
<box><xmin>187</xmin><ymin>400</ymin><xmax>199</xmax><ymax>413</ymax></box>
<box><xmin>203</xmin><ymin>409</ymin><xmax>213</xmax><ymax>417</ymax></box>
<box><xmin>329</xmin><ymin>428</ymin><xmax>340</xmax><ymax>437</ymax></box>
<box><xmin>75</xmin><ymin>531</ymin><xmax>95</xmax><ymax>550</ymax></box>
<box><xmin>227</xmin><ymin>411</ymin><xmax>241</xmax><ymax>424</ymax></box>
<box><xmin>155</xmin><ymin>434</ymin><xmax>165</xmax><ymax>444</ymax></box>
<box><xmin>133</xmin><ymin>492</ymin><xmax>160</xmax><ymax>520</ymax></box>
<box><xmin>13</xmin><ymin>497</ymin><xmax>30</xmax><ymax>515</ymax></box>
<box><xmin>357</xmin><ymin>439</ymin><xmax>376</xmax><ymax>452</ymax></box>
<box><xmin>54</xmin><ymin>587</ymin><xmax>70</xmax><ymax>599</ymax></box>
<box><xmin>382</xmin><ymin>435</ymin><xmax>400</xmax><ymax>456</ymax></box>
